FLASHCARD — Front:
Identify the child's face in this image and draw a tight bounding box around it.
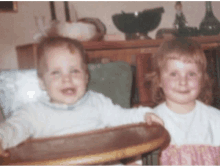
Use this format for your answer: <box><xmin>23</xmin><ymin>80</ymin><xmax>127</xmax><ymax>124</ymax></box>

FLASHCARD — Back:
<box><xmin>159</xmin><ymin>59</ymin><xmax>202</xmax><ymax>106</ymax></box>
<box><xmin>39</xmin><ymin>46</ymin><xmax>88</xmax><ymax>105</ymax></box>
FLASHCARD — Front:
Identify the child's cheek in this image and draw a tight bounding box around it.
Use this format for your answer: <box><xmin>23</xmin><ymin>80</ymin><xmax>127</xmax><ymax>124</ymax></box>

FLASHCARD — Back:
<box><xmin>48</xmin><ymin>76</ymin><xmax>58</xmax><ymax>82</ymax></box>
<box><xmin>189</xmin><ymin>77</ymin><xmax>202</xmax><ymax>87</ymax></box>
<box><xmin>190</xmin><ymin>81</ymin><xmax>201</xmax><ymax>90</ymax></box>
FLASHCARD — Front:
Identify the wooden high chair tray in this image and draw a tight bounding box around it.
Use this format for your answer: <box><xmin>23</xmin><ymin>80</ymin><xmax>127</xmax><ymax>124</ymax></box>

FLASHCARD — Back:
<box><xmin>0</xmin><ymin>123</ymin><xmax>170</xmax><ymax>165</ymax></box>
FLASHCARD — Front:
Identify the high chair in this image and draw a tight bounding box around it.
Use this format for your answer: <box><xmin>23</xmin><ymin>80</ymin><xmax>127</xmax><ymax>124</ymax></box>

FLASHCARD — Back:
<box><xmin>0</xmin><ymin>61</ymin><xmax>170</xmax><ymax>165</ymax></box>
<box><xmin>0</xmin><ymin>123</ymin><xmax>170</xmax><ymax>165</ymax></box>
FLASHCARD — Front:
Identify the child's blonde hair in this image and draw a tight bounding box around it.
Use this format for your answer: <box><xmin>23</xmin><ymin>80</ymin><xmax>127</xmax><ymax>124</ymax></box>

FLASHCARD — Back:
<box><xmin>37</xmin><ymin>36</ymin><xmax>88</xmax><ymax>78</ymax></box>
<box><xmin>148</xmin><ymin>37</ymin><xmax>213</xmax><ymax>105</ymax></box>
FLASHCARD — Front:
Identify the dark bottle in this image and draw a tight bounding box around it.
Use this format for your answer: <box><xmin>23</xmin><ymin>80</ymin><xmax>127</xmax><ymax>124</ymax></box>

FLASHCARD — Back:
<box><xmin>199</xmin><ymin>1</ymin><xmax>220</xmax><ymax>36</ymax></box>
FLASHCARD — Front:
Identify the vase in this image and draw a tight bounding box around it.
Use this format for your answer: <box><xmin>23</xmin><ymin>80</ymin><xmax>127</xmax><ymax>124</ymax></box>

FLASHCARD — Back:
<box><xmin>33</xmin><ymin>16</ymin><xmax>47</xmax><ymax>42</ymax></box>
<box><xmin>199</xmin><ymin>1</ymin><xmax>220</xmax><ymax>36</ymax></box>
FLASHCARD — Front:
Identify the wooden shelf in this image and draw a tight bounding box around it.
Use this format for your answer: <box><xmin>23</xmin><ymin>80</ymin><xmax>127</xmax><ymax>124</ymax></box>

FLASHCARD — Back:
<box><xmin>82</xmin><ymin>35</ymin><xmax>220</xmax><ymax>51</ymax></box>
<box><xmin>17</xmin><ymin>35</ymin><xmax>220</xmax><ymax>51</ymax></box>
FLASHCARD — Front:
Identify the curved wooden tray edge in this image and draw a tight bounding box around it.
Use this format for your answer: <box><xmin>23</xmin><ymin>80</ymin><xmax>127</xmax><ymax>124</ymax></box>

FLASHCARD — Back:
<box><xmin>2</xmin><ymin>123</ymin><xmax>170</xmax><ymax>165</ymax></box>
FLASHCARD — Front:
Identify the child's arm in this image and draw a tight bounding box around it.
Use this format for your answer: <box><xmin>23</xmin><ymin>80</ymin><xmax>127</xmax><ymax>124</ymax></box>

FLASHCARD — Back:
<box><xmin>0</xmin><ymin>108</ymin><xmax>35</xmax><ymax>151</ymax></box>
<box><xmin>97</xmin><ymin>93</ymin><xmax>163</xmax><ymax>127</ymax></box>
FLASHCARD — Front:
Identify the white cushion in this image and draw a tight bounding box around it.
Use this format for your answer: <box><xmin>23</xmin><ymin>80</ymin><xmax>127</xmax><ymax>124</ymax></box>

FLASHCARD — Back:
<box><xmin>0</xmin><ymin>69</ymin><xmax>46</xmax><ymax>119</ymax></box>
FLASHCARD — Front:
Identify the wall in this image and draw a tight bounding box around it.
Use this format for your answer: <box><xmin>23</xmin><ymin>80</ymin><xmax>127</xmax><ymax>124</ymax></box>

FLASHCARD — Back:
<box><xmin>0</xmin><ymin>1</ymin><xmax>220</xmax><ymax>69</ymax></box>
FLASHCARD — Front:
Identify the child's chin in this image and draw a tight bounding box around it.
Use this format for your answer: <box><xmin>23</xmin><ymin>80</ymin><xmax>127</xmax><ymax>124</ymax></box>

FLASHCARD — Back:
<box><xmin>52</xmin><ymin>98</ymin><xmax>78</xmax><ymax>105</ymax></box>
<box><xmin>62</xmin><ymin>99</ymin><xmax>77</xmax><ymax>105</ymax></box>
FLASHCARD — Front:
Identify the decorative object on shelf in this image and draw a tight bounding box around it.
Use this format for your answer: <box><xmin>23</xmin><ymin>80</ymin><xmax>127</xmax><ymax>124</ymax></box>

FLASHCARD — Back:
<box><xmin>112</xmin><ymin>7</ymin><xmax>164</xmax><ymax>40</ymax></box>
<box><xmin>78</xmin><ymin>17</ymin><xmax>106</xmax><ymax>41</ymax></box>
<box><xmin>56</xmin><ymin>22</ymin><xmax>97</xmax><ymax>41</ymax></box>
<box><xmin>173</xmin><ymin>1</ymin><xmax>187</xmax><ymax>29</ymax></box>
<box><xmin>174</xmin><ymin>27</ymin><xmax>200</xmax><ymax>37</ymax></box>
<box><xmin>33</xmin><ymin>1</ymin><xmax>58</xmax><ymax>42</ymax></box>
<box><xmin>173</xmin><ymin>1</ymin><xmax>199</xmax><ymax>37</ymax></box>
<box><xmin>47</xmin><ymin>1</ymin><xmax>60</xmax><ymax>36</ymax></box>
<box><xmin>199</xmin><ymin>1</ymin><xmax>220</xmax><ymax>36</ymax></box>
<box><xmin>155</xmin><ymin>28</ymin><xmax>176</xmax><ymax>39</ymax></box>
<box><xmin>56</xmin><ymin>2</ymin><xmax>106</xmax><ymax>41</ymax></box>
<box><xmin>33</xmin><ymin>16</ymin><xmax>47</xmax><ymax>42</ymax></box>
<box><xmin>57</xmin><ymin>1</ymin><xmax>99</xmax><ymax>41</ymax></box>
<box><xmin>64</xmin><ymin>1</ymin><xmax>71</xmax><ymax>22</ymax></box>
<box><xmin>33</xmin><ymin>2</ymin><xmax>104</xmax><ymax>42</ymax></box>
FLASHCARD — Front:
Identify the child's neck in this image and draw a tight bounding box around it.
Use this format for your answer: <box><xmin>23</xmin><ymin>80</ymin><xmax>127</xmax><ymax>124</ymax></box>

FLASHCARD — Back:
<box><xmin>165</xmin><ymin>100</ymin><xmax>196</xmax><ymax>114</ymax></box>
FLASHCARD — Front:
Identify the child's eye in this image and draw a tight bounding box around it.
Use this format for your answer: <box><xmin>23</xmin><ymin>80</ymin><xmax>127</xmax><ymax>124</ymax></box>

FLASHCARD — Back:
<box><xmin>51</xmin><ymin>71</ymin><xmax>60</xmax><ymax>75</ymax></box>
<box><xmin>71</xmin><ymin>69</ymin><xmax>80</xmax><ymax>73</ymax></box>
<box><xmin>170</xmin><ymin>72</ymin><xmax>177</xmax><ymax>77</ymax></box>
<box><xmin>189</xmin><ymin>72</ymin><xmax>196</xmax><ymax>77</ymax></box>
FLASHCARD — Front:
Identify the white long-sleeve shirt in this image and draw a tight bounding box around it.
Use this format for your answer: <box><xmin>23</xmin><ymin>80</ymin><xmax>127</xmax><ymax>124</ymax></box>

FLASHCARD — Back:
<box><xmin>0</xmin><ymin>90</ymin><xmax>152</xmax><ymax>150</ymax></box>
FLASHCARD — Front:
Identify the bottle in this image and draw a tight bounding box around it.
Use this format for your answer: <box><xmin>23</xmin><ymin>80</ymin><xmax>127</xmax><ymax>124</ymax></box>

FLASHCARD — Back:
<box><xmin>199</xmin><ymin>1</ymin><xmax>220</xmax><ymax>36</ymax></box>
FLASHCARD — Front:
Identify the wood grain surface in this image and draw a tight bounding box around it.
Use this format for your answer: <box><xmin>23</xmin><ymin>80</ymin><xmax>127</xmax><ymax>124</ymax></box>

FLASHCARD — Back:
<box><xmin>0</xmin><ymin>123</ymin><xmax>170</xmax><ymax>165</ymax></box>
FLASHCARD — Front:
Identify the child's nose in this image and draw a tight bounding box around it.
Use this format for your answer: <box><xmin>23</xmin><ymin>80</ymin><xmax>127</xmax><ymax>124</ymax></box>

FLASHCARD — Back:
<box><xmin>62</xmin><ymin>74</ymin><xmax>72</xmax><ymax>83</ymax></box>
<box><xmin>179</xmin><ymin>76</ymin><xmax>187</xmax><ymax>86</ymax></box>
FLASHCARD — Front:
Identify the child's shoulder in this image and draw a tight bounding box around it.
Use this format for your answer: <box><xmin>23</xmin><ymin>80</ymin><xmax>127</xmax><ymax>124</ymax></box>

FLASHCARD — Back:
<box><xmin>196</xmin><ymin>101</ymin><xmax>220</xmax><ymax>131</ymax></box>
<box><xmin>16</xmin><ymin>101</ymin><xmax>46</xmax><ymax>113</ymax></box>
<box><xmin>199</xmin><ymin>101</ymin><xmax>220</xmax><ymax>119</ymax></box>
<box><xmin>87</xmin><ymin>90</ymin><xmax>117</xmax><ymax>107</ymax></box>
<box><xmin>9</xmin><ymin>101</ymin><xmax>44</xmax><ymax>120</ymax></box>
<box><xmin>152</xmin><ymin>102</ymin><xmax>166</xmax><ymax>113</ymax></box>
<box><xmin>87</xmin><ymin>90</ymin><xmax>112</xmax><ymax>100</ymax></box>
<box><xmin>87</xmin><ymin>90</ymin><xmax>105</xmax><ymax>97</ymax></box>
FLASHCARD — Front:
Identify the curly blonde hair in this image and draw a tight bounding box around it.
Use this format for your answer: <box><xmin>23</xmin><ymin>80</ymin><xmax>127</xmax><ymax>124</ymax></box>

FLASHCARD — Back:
<box><xmin>147</xmin><ymin>37</ymin><xmax>213</xmax><ymax>105</ymax></box>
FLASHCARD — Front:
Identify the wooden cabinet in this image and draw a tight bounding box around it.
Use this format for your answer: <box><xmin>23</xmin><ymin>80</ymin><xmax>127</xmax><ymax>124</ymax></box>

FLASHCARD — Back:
<box><xmin>16</xmin><ymin>35</ymin><xmax>220</xmax><ymax>68</ymax></box>
<box><xmin>16</xmin><ymin>36</ymin><xmax>220</xmax><ymax>108</ymax></box>
<box><xmin>204</xmin><ymin>49</ymin><xmax>220</xmax><ymax>108</ymax></box>
<box><xmin>16</xmin><ymin>44</ymin><xmax>38</xmax><ymax>69</ymax></box>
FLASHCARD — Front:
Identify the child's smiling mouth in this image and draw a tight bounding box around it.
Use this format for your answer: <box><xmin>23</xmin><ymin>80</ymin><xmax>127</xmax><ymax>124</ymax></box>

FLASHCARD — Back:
<box><xmin>61</xmin><ymin>88</ymin><xmax>76</xmax><ymax>95</ymax></box>
<box><xmin>176</xmin><ymin>90</ymin><xmax>190</xmax><ymax>94</ymax></box>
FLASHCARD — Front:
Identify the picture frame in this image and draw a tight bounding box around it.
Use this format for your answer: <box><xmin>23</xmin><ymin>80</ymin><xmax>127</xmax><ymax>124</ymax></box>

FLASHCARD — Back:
<box><xmin>0</xmin><ymin>1</ymin><xmax>18</xmax><ymax>12</ymax></box>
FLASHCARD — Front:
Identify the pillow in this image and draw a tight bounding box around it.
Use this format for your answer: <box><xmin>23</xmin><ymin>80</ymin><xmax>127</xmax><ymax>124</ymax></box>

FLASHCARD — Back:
<box><xmin>0</xmin><ymin>61</ymin><xmax>132</xmax><ymax>119</ymax></box>
<box><xmin>0</xmin><ymin>69</ymin><xmax>45</xmax><ymax>119</ymax></box>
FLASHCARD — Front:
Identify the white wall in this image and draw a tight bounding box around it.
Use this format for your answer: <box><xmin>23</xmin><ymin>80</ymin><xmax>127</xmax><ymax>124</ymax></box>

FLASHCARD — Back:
<box><xmin>0</xmin><ymin>1</ymin><xmax>220</xmax><ymax>69</ymax></box>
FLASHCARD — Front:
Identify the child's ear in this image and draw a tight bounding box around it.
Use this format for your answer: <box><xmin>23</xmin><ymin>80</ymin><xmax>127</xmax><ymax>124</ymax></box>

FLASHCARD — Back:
<box><xmin>38</xmin><ymin>77</ymin><xmax>46</xmax><ymax>91</ymax></box>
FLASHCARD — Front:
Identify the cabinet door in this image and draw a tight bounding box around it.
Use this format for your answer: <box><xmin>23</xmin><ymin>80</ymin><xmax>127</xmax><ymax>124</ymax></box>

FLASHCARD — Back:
<box><xmin>134</xmin><ymin>53</ymin><xmax>155</xmax><ymax>106</ymax></box>
<box><xmin>204</xmin><ymin>49</ymin><xmax>220</xmax><ymax>109</ymax></box>
<box><xmin>16</xmin><ymin>44</ymin><xmax>38</xmax><ymax>69</ymax></box>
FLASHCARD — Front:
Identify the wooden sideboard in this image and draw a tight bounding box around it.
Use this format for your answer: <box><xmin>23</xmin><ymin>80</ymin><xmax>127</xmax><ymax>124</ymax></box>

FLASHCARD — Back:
<box><xmin>16</xmin><ymin>35</ymin><xmax>220</xmax><ymax>108</ymax></box>
<box><xmin>16</xmin><ymin>35</ymin><xmax>220</xmax><ymax>68</ymax></box>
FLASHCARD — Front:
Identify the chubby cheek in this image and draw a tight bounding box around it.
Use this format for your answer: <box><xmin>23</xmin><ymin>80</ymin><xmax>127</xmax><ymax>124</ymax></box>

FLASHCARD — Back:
<box><xmin>188</xmin><ymin>78</ymin><xmax>202</xmax><ymax>91</ymax></box>
<box><xmin>41</xmin><ymin>77</ymin><xmax>58</xmax><ymax>93</ymax></box>
<box><xmin>47</xmin><ymin>82</ymin><xmax>59</xmax><ymax>95</ymax></box>
<box><xmin>71</xmin><ymin>76</ymin><xmax>84</xmax><ymax>84</ymax></box>
<box><xmin>74</xmin><ymin>73</ymin><xmax>89</xmax><ymax>86</ymax></box>
<box><xmin>160</xmin><ymin>77</ymin><xmax>175</xmax><ymax>91</ymax></box>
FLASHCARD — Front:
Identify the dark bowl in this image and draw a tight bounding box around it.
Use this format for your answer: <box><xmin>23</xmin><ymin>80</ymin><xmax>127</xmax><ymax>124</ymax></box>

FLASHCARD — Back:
<box><xmin>112</xmin><ymin>7</ymin><xmax>164</xmax><ymax>34</ymax></box>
